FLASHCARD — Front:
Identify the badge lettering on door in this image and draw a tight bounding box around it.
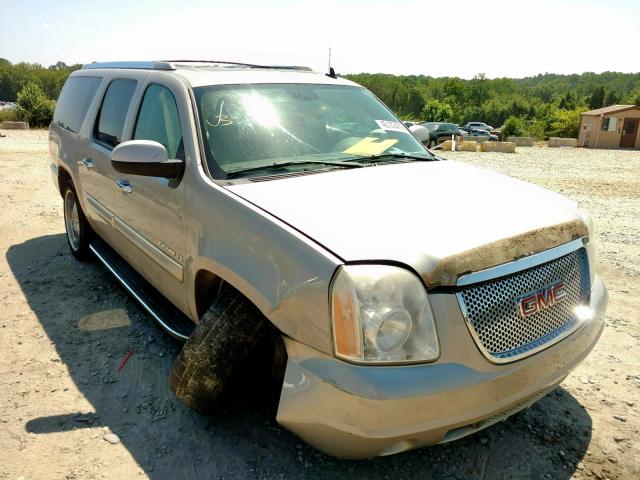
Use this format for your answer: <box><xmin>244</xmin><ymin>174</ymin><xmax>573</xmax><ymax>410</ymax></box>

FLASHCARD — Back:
<box><xmin>158</xmin><ymin>241</ymin><xmax>184</xmax><ymax>263</ymax></box>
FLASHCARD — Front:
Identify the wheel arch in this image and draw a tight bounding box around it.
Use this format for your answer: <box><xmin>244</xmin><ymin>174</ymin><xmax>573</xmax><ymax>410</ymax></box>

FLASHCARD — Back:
<box><xmin>193</xmin><ymin>269</ymin><xmax>223</xmax><ymax>319</ymax></box>
<box><xmin>57</xmin><ymin>165</ymin><xmax>73</xmax><ymax>196</ymax></box>
<box><xmin>187</xmin><ymin>254</ymin><xmax>335</xmax><ymax>356</ymax></box>
<box><xmin>189</xmin><ymin>257</ymin><xmax>274</xmax><ymax>323</ymax></box>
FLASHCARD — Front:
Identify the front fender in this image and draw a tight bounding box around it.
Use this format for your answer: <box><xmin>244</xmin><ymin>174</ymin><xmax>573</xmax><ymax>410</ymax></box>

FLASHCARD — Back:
<box><xmin>184</xmin><ymin>176</ymin><xmax>341</xmax><ymax>356</ymax></box>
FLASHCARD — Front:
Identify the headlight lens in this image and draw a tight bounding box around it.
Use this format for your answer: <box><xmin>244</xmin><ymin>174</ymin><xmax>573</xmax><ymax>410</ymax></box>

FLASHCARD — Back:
<box><xmin>330</xmin><ymin>265</ymin><xmax>439</xmax><ymax>363</ymax></box>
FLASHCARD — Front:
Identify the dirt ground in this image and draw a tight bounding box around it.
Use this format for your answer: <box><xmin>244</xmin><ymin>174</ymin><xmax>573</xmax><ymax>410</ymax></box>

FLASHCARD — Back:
<box><xmin>0</xmin><ymin>130</ymin><xmax>638</xmax><ymax>480</ymax></box>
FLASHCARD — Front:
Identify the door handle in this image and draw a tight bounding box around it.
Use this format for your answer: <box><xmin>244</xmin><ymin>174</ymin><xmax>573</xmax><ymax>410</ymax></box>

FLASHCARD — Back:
<box><xmin>115</xmin><ymin>179</ymin><xmax>133</xmax><ymax>194</ymax></box>
<box><xmin>82</xmin><ymin>158</ymin><xmax>95</xmax><ymax>169</ymax></box>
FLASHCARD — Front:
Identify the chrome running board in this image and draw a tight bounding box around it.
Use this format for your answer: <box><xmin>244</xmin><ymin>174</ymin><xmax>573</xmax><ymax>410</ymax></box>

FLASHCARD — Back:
<box><xmin>90</xmin><ymin>239</ymin><xmax>193</xmax><ymax>341</ymax></box>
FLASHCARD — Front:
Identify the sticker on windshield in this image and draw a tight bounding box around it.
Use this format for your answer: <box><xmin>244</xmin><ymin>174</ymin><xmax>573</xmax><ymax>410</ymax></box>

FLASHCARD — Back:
<box><xmin>375</xmin><ymin>120</ymin><xmax>408</xmax><ymax>133</ymax></box>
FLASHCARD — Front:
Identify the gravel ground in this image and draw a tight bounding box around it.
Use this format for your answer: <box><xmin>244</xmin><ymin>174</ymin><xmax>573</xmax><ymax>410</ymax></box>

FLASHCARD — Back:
<box><xmin>0</xmin><ymin>131</ymin><xmax>638</xmax><ymax>479</ymax></box>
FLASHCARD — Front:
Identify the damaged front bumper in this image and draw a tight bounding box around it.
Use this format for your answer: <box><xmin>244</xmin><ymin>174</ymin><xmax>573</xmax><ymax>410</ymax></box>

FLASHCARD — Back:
<box><xmin>276</xmin><ymin>276</ymin><xmax>608</xmax><ymax>459</ymax></box>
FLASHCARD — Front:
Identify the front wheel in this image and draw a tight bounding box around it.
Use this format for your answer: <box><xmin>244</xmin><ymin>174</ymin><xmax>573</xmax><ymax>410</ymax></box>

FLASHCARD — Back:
<box><xmin>170</xmin><ymin>283</ymin><xmax>272</xmax><ymax>415</ymax></box>
<box><xmin>63</xmin><ymin>186</ymin><xmax>93</xmax><ymax>260</ymax></box>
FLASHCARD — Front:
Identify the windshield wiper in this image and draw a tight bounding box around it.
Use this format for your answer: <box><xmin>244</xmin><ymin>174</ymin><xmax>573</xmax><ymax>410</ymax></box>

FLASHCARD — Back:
<box><xmin>343</xmin><ymin>153</ymin><xmax>436</xmax><ymax>164</ymax></box>
<box><xmin>225</xmin><ymin>159</ymin><xmax>364</xmax><ymax>178</ymax></box>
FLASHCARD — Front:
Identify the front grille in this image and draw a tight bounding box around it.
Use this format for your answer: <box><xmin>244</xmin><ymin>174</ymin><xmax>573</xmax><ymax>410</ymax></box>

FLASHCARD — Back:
<box><xmin>457</xmin><ymin>248</ymin><xmax>590</xmax><ymax>362</ymax></box>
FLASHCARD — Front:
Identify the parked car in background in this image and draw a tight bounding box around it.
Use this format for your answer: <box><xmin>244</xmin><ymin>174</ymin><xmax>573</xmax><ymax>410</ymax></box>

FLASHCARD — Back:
<box><xmin>421</xmin><ymin>122</ymin><xmax>463</xmax><ymax>147</ymax></box>
<box><xmin>463</xmin><ymin>121</ymin><xmax>494</xmax><ymax>132</ymax></box>
<box><xmin>466</xmin><ymin>128</ymin><xmax>499</xmax><ymax>141</ymax></box>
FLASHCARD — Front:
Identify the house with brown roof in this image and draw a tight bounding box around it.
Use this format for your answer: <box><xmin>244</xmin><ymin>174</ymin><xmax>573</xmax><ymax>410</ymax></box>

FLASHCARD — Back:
<box><xmin>578</xmin><ymin>105</ymin><xmax>640</xmax><ymax>149</ymax></box>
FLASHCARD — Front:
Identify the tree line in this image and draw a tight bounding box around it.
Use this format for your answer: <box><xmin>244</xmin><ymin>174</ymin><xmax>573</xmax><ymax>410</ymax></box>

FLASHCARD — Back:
<box><xmin>1</xmin><ymin>58</ymin><xmax>639</xmax><ymax>136</ymax></box>
<box><xmin>0</xmin><ymin>59</ymin><xmax>82</xmax><ymax>126</ymax></box>
<box><xmin>345</xmin><ymin>72</ymin><xmax>640</xmax><ymax>138</ymax></box>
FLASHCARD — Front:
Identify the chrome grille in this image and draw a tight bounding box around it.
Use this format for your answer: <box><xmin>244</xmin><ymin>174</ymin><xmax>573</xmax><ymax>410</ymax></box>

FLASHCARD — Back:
<box><xmin>457</xmin><ymin>248</ymin><xmax>590</xmax><ymax>362</ymax></box>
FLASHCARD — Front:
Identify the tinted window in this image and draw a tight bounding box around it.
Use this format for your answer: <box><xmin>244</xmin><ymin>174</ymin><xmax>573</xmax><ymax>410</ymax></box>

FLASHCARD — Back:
<box><xmin>95</xmin><ymin>79</ymin><xmax>137</xmax><ymax>148</ymax></box>
<box><xmin>133</xmin><ymin>84</ymin><xmax>183</xmax><ymax>159</ymax></box>
<box><xmin>53</xmin><ymin>76</ymin><xmax>102</xmax><ymax>133</ymax></box>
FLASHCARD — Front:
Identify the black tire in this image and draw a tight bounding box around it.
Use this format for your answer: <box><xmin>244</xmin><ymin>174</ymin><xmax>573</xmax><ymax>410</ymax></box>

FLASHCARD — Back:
<box><xmin>63</xmin><ymin>184</ymin><xmax>94</xmax><ymax>261</ymax></box>
<box><xmin>170</xmin><ymin>283</ymin><xmax>271</xmax><ymax>415</ymax></box>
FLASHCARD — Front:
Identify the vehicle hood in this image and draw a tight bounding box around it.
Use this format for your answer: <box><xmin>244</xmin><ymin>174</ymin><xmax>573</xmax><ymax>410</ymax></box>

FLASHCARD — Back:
<box><xmin>225</xmin><ymin>161</ymin><xmax>587</xmax><ymax>287</ymax></box>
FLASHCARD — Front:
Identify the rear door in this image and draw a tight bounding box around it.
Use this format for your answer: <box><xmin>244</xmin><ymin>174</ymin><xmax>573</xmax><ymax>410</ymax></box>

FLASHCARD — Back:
<box><xmin>83</xmin><ymin>78</ymin><xmax>139</xmax><ymax>241</ymax></box>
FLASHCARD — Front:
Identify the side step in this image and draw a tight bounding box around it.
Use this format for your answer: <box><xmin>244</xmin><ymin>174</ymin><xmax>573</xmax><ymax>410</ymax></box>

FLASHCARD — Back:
<box><xmin>90</xmin><ymin>238</ymin><xmax>194</xmax><ymax>341</ymax></box>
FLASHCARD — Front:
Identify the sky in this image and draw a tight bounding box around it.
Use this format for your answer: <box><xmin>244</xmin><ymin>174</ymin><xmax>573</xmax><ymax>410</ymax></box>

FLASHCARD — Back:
<box><xmin>1</xmin><ymin>0</ymin><xmax>639</xmax><ymax>79</ymax></box>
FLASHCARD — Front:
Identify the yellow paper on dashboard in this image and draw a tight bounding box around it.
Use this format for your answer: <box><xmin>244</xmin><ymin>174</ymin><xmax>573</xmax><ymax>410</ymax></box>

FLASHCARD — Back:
<box><xmin>342</xmin><ymin>137</ymin><xmax>398</xmax><ymax>156</ymax></box>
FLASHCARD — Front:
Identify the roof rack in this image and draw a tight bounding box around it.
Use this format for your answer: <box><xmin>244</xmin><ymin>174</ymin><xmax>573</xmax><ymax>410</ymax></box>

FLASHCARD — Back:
<box><xmin>165</xmin><ymin>60</ymin><xmax>312</xmax><ymax>71</ymax></box>
<box><xmin>82</xmin><ymin>61</ymin><xmax>175</xmax><ymax>71</ymax></box>
<box><xmin>82</xmin><ymin>60</ymin><xmax>312</xmax><ymax>72</ymax></box>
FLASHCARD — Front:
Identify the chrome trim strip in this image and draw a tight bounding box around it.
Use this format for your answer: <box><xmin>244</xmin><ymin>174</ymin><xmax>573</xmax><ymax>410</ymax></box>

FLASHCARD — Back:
<box><xmin>85</xmin><ymin>194</ymin><xmax>183</xmax><ymax>281</ymax></box>
<box><xmin>85</xmin><ymin>193</ymin><xmax>113</xmax><ymax>224</ymax></box>
<box><xmin>456</xmin><ymin>237</ymin><xmax>587</xmax><ymax>287</ymax></box>
<box><xmin>112</xmin><ymin>217</ymin><xmax>183</xmax><ymax>282</ymax></box>
<box><xmin>89</xmin><ymin>243</ymin><xmax>189</xmax><ymax>340</ymax></box>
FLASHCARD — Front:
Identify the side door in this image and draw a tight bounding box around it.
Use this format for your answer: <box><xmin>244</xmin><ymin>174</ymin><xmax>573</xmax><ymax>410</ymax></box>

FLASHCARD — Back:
<box><xmin>83</xmin><ymin>78</ymin><xmax>139</xmax><ymax>242</ymax></box>
<box><xmin>108</xmin><ymin>80</ymin><xmax>188</xmax><ymax>311</ymax></box>
<box><xmin>620</xmin><ymin>118</ymin><xmax>639</xmax><ymax>148</ymax></box>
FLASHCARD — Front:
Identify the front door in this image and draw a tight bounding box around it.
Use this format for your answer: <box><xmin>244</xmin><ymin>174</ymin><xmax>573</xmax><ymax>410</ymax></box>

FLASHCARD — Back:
<box><xmin>620</xmin><ymin>118</ymin><xmax>639</xmax><ymax>148</ymax></box>
<box><xmin>109</xmin><ymin>82</ymin><xmax>187</xmax><ymax>311</ymax></box>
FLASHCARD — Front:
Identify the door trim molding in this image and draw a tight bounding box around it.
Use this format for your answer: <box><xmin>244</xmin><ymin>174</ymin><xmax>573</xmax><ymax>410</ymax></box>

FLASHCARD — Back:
<box><xmin>85</xmin><ymin>193</ymin><xmax>183</xmax><ymax>282</ymax></box>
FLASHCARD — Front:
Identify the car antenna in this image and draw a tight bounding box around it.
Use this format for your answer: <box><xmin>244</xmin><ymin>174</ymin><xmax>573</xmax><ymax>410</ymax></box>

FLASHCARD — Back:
<box><xmin>326</xmin><ymin>47</ymin><xmax>336</xmax><ymax>79</ymax></box>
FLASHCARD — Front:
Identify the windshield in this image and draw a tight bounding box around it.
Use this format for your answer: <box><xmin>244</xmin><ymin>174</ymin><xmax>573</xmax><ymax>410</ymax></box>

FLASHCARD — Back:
<box><xmin>193</xmin><ymin>84</ymin><xmax>431</xmax><ymax>177</ymax></box>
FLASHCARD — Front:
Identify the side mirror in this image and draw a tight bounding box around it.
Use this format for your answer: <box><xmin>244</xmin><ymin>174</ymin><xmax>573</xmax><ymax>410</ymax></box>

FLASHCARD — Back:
<box><xmin>111</xmin><ymin>140</ymin><xmax>184</xmax><ymax>178</ymax></box>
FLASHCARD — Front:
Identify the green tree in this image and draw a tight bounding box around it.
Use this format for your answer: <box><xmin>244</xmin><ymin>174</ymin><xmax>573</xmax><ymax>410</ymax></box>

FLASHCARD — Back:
<box><xmin>631</xmin><ymin>90</ymin><xmax>640</xmax><ymax>106</ymax></box>
<box><xmin>421</xmin><ymin>99</ymin><xmax>453</xmax><ymax>122</ymax></box>
<box><xmin>502</xmin><ymin>116</ymin><xmax>526</xmax><ymax>137</ymax></box>
<box><xmin>547</xmin><ymin>108</ymin><xmax>582</xmax><ymax>138</ymax></box>
<box><xmin>16</xmin><ymin>82</ymin><xmax>56</xmax><ymax>127</ymax></box>
<box><xmin>468</xmin><ymin>73</ymin><xmax>490</xmax><ymax>106</ymax></box>
<box><xmin>525</xmin><ymin>119</ymin><xmax>547</xmax><ymax>140</ymax></box>
<box><xmin>603</xmin><ymin>89</ymin><xmax>619</xmax><ymax>106</ymax></box>
<box><xmin>588</xmin><ymin>86</ymin><xmax>605</xmax><ymax>109</ymax></box>
<box><xmin>559</xmin><ymin>91</ymin><xmax>576</xmax><ymax>110</ymax></box>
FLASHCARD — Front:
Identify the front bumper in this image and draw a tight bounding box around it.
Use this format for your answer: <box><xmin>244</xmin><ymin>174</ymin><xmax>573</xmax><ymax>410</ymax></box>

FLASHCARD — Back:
<box><xmin>276</xmin><ymin>276</ymin><xmax>608</xmax><ymax>459</ymax></box>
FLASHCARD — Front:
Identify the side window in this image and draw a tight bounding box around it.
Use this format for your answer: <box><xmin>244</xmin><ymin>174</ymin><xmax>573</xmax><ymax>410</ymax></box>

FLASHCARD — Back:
<box><xmin>53</xmin><ymin>76</ymin><xmax>102</xmax><ymax>133</ymax></box>
<box><xmin>94</xmin><ymin>79</ymin><xmax>137</xmax><ymax>149</ymax></box>
<box><xmin>133</xmin><ymin>84</ymin><xmax>184</xmax><ymax>160</ymax></box>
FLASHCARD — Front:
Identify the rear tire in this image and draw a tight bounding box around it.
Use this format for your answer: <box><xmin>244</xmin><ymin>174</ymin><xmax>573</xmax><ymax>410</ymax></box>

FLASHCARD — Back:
<box><xmin>170</xmin><ymin>283</ymin><xmax>271</xmax><ymax>415</ymax></box>
<box><xmin>63</xmin><ymin>185</ymin><xmax>93</xmax><ymax>261</ymax></box>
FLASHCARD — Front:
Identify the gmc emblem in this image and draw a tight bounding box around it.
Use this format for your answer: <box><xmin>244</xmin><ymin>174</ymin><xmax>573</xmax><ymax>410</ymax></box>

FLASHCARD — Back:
<box><xmin>518</xmin><ymin>281</ymin><xmax>567</xmax><ymax>317</ymax></box>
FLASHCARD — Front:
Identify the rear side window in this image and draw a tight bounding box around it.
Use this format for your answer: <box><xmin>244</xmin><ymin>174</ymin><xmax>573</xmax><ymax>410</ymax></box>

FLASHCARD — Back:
<box><xmin>94</xmin><ymin>79</ymin><xmax>137</xmax><ymax>149</ymax></box>
<box><xmin>53</xmin><ymin>76</ymin><xmax>102</xmax><ymax>133</ymax></box>
<box><xmin>133</xmin><ymin>84</ymin><xmax>184</xmax><ymax>160</ymax></box>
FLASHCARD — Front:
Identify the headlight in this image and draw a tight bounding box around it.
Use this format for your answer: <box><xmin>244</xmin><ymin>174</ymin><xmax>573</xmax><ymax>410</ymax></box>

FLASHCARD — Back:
<box><xmin>330</xmin><ymin>265</ymin><xmax>439</xmax><ymax>364</ymax></box>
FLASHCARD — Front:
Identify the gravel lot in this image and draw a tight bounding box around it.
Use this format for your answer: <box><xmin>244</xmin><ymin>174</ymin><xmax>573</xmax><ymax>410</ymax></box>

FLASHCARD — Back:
<box><xmin>1</xmin><ymin>131</ymin><xmax>638</xmax><ymax>479</ymax></box>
